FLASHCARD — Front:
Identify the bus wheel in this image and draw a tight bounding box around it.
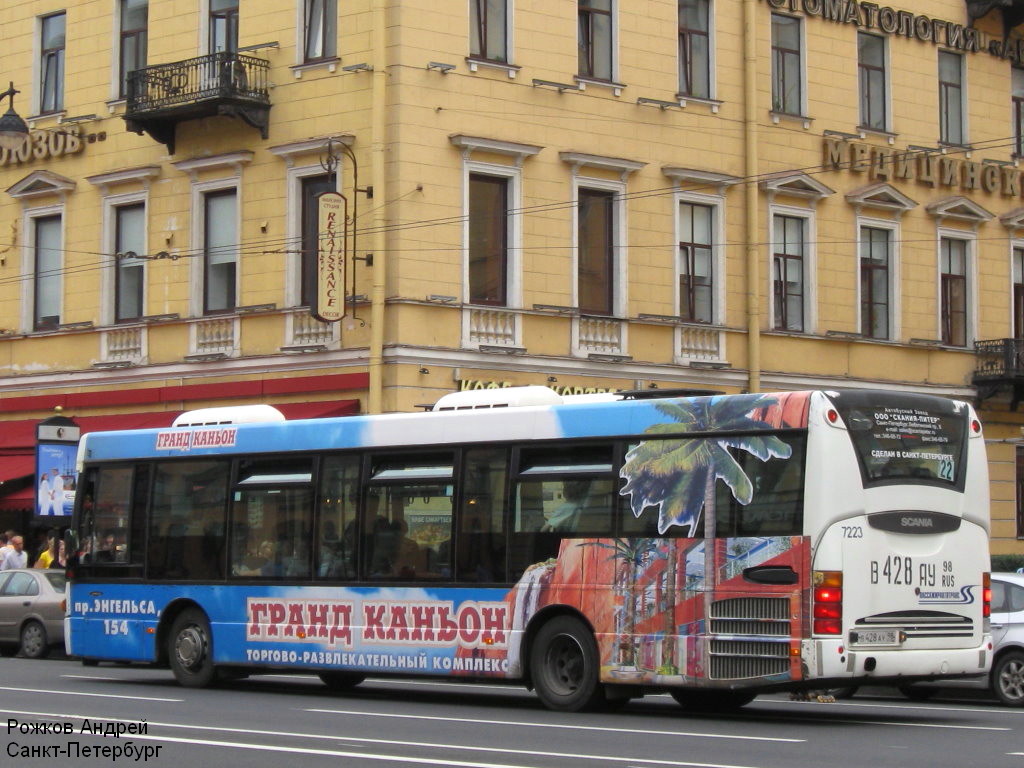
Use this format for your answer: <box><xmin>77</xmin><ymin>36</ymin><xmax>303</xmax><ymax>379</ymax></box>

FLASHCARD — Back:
<box><xmin>169</xmin><ymin>610</ymin><xmax>217</xmax><ymax>688</ymax></box>
<box><xmin>318</xmin><ymin>672</ymin><xmax>366</xmax><ymax>691</ymax></box>
<box><xmin>991</xmin><ymin>651</ymin><xmax>1024</xmax><ymax>707</ymax></box>
<box><xmin>670</xmin><ymin>689</ymin><xmax>756</xmax><ymax>711</ymax></box>
<box><xmin>897</xmin><ymin>684</ymin><xmax>937</xmax><ymax>702</ymax></box>
<box><xmin>530</xmin><ymin>615</ymin><xmax>603</xmax><ymax>712</ymax></box>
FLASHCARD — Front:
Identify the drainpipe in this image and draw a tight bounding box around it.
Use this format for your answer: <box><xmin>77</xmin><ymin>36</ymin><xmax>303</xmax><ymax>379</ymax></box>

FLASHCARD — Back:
<box><xmin>368</xmin><ymin>0</ymin><xmax>387</xmax><ymax>414</ymax></box>
<box><xmin>743</xmin><ymin>0</ymin><xmax>761</xmax><ymax>393</ymax></box>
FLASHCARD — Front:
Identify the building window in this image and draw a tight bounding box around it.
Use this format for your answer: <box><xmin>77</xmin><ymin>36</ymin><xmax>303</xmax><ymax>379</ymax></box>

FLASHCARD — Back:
<box><xmin>578</xmin><ymin>188</ymin><xmax>615</xmax><ymax>316</ymax></box>
<box><xmin>210</xmin><ymin>0</ymin><xmax>239</xmax><ymax>53</ymax></box>
<box><xmin>468</xmin><ymin>174</ymin><xmax>509</xmax><ymax>306</ymax></box>
<box><xmin>858</xmin><ymin>32</ymin><xmax>886</xmax><ymax>131</ymax></box>
<box><xmin>860</xmin><ymin>226</ymin><xmax>891</xmax><ymax>340</ymax></box>
<box><xmin>300</xmin><ymin>174</ymin><xmax>335</xmax><ymax>308</ymax></box>
<box><xmin>1015</xmin><ymin>246</ymin><xmax>1024</xmax><ymax>340</ymax></box>
<box><xmin>470</xmin><ymin>0</ymin><xmax>508</xmax><ymax>63</ymax></box>
<box><xmin>678</xmin><ymin>202</ymin><xmax>713</xmax><ymax>323</ymax></box>
<box><xmin>304</xmin><ymin>0</ymin><xmax>337</xmax><ymax>62</ymax></box>
<box><xmin>203</xmin><ymin>189</ymin><xmax>237</xmax><ymax>314</ymax></box>
<box><xmin>678</xmin><ymin>0</ymin><xmax>710</xmax><ymax>99</ymax></box>
<box><xmin>939</xmin><ymin>50</ymin><xmax>964</xmax><ymax>144</ymax></box>
<box><xmin>40</xmin><ymin>13</ymin><xmax>66</xmax><ymax>114</ymax></box>
<box><xmin>772</xmin><ymin>214</ymin><xmax>805</xmax><ymax>332</ymax></box>
<box><xmin>578</xmin><ymin>0</ymin><xmax>613</xmax><ymax>81</ymax></box>
<box><xmin>1014</xmin><ymin>68</ymin><xmax>1024</xmax><ymax>157</ymax></box>
<box><xmin>771</xmin><ymin>13</ymin><xmax>801</xmax><ymax>115</ymax></box>
<box><xmin>115</xmin><ymin>204</ymin><xmax>146</xmax><ymax>322</ymax></box>
<box><xmin>1017</xmin><ymin>447</ymin><xmax>1024</xmax><ymax>539</ymax></box>
<box><xmin>119</xmin><ymin>0</ymin><xmax>148</xmax><ymax>97</ymax></box>
<box><xmin>33</xmin><ymin>215</ymin><xmax>62</xmax><ymax>331</ymax></box>
<box><xmin>940</xmin><ymin>236</ymin><xmax>968</xmax><ymax>347</ymax></box>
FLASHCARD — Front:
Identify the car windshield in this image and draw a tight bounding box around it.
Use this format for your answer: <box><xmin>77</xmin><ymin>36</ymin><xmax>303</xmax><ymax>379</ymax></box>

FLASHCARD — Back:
<box><xmin>44</xmin><ymin>573</ymin><xmax>66</xmax><ymax>592</ymax></box>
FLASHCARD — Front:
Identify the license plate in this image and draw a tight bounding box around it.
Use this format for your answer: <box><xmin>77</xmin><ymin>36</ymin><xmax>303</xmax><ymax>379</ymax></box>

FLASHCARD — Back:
<box><xmin>853</xmin><ymin>629</ymin><xmax>899</xmax><ymax>645</ymax></box>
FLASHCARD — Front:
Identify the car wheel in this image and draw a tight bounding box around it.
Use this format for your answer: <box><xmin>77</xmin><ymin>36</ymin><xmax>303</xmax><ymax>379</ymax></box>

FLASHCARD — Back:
<box><xmin>530</xmin><ymin>615</ymin><xmax>603</xmax><ymax>712</ymax></box>
<box><xmin>318</xmin><ymin>672</ymin><xmax>366</xmax><ymax>690</ymax></box>
<box><xmin>898</xmin><ymin>684</ymin><xmax>937</xmax><ymax>701</ymax></box>
<box><xmin>19</xmin><ymin>621</ymin><xmax>49</xmax><ymax>659</ymax></box>
<box><xmin>991</xmin><ymin>651</ymin><xmax>1024</xmax><ymax>707</ymax></box>
<box><xmin>670</xmin><ymin>689</ymin><xmax>757</xmax><ymax>710</ymax></box>
<box><xmin>168</xmin><ymin>609</ymin><xmax>217</xmax><ymax>688</ymax></box>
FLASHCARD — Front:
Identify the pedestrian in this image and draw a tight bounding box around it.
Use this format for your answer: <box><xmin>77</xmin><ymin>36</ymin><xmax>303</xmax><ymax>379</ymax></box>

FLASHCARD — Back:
<box><xmin>34</xmin><ymin>533</ymin><xmax>58</xmax><ymax>568</ymax></box>
<box><xmin>0</xmin><ymin>535</ymin><xmax>28</xmax><ymax>570</ymax></box>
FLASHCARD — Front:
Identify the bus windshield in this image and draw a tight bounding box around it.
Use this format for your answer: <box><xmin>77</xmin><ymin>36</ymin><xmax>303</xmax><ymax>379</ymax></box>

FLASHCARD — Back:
<box><xmin>827</xmin><ymin>390</ymin><xmax>968</xmax><ymax>488</ymax></box>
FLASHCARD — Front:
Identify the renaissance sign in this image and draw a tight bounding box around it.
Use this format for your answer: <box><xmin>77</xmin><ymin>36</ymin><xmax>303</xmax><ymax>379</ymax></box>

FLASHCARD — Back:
<box><xmin>760</xmin><ymin>0</ymin><xmax>1024</xmax><ymax>62</ymax></box>
<box><xmin>312</xmin><ymin>191</ymin><xmax>347</xmax><ymax>323</ymax></box>
<box><xmin>823</xmin><ymin>136</ymin><xmax>1024</xmax><ymax>198</ymax></box>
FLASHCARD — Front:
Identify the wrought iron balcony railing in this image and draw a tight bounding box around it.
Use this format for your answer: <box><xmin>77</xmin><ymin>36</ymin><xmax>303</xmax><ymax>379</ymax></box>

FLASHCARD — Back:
<box><xmin>124</xmin><ymin>52</ymin><xmax>271</xmax><ymax>154</ymax></box>
<box><xmin>973</xmin><ymin>338</ymin><xmax>1024</xmax><ymax>381</ymax></box>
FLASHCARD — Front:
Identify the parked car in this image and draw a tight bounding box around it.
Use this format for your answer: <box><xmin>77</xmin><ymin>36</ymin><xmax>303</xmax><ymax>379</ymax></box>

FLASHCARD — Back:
<box><xmin>0</xmin><ymin>569</ymin><xmax>66</xmax><ymax>659</ymax></box>
<box><xmin>898</xmin><ymin>571</ymin><xmax>1024</xmax><ymax>707</ymax></box>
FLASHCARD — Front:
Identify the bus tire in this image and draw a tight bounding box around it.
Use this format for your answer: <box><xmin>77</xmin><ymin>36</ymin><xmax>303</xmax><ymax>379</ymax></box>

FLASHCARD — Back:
<box><xmin>670</xmin><ymin>689</ymin><xmax>756</xmax><ymax>711</ymax></box>
<box><xmin>318</xmin><ymin>672</ymin><xmax>366</xmax><ymax>691</ymax></box>
<box><xmin>897</xmin><ymin>684</ymin><xmax>937</xmax><ymax>701</ymax></box>
<box><xmin>991</xmin><ymin>651</ymin><xmax>1024</xmax><ymax>707</ymax></box>
<box><xmin>168</xmin><ymin>609</ymin><xmax>217</xmax><ymax>688</ymax></box>
<box><xmin>530</xmin><ymin>615</ymin><xmax>603</xmax><ymax>712</ymax></box>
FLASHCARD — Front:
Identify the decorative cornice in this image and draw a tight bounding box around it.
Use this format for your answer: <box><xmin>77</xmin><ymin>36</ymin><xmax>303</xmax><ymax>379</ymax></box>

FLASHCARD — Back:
<box><xmin>172</xmin><ymin>151</ymin><xmax>254</xmax><ymax>181</ymax></box>
<box><xmin>86</xmin><ymin>165</ymin><xmax>160</xmax><ymax>195</ymax></box>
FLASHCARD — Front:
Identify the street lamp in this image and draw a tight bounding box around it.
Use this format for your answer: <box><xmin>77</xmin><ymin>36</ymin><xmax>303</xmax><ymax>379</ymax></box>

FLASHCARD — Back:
<box><xmin>0</xmin><ymin>82</ymin><xmax>30</xmax><ymax>151</ymax></box>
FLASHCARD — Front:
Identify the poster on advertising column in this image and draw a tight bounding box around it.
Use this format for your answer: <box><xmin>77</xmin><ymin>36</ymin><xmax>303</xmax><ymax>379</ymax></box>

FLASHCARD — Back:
<box><xmin>312</xmin><ymin>191</ymin><xmax>348</xmax><ymax>323</ymax></box>
<box><xmin>35</xmin><ymin>442</ymin><xmax>77</xmax><ymax>517</ymax></box>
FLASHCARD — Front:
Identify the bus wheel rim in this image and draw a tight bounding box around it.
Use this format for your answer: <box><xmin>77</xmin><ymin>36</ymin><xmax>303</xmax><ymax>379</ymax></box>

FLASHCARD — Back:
<box><xmin>175</xmin><ymin>626</ymin><xmax>206</xmax><ymax>671</ymax></box>
<box><xmin>546</xmin><ymin>635</ymin><xmax>584</xmax><ymax>694</ymax></box>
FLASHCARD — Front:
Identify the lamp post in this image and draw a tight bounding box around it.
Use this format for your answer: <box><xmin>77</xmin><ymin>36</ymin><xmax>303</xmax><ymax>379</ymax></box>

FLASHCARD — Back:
<box><xmin>0</xmin><ymin>82</ymin><xmax>29</xmax><ymax>151</ymax></box>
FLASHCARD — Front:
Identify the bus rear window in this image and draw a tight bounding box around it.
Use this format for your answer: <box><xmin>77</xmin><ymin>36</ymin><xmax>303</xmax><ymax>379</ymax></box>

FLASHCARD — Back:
<box><xmin>827</xmin><ymin>391</ymin><xmax>967</xmax><ymax>487</ymax></box>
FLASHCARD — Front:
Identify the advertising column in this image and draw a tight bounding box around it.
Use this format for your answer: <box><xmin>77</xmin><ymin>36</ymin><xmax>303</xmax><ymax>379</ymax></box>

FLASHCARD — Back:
<box><xmin>35</xmin><ymin>414</ymin><xmax>80</xmax><ymax>519</ymax></box>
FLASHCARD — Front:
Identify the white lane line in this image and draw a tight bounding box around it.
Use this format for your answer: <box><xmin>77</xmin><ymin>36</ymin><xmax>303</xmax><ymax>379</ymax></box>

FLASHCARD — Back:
<box><xmin>777</xmin><ymin>698</ymin><xmax>1024</xmax><ymax>717</ymax></box>
<box><xmin>60</xmin><ymin>674</ymin><xmax>122</xmax><ymax>682</ymax></box>
<box><xmin>304</xmin><ymin>708</ymin><xmax>803</xmax><ymax>743</ymax></box>
<box><xmin>120</xmin><ymin>732</ymin><xmax>771</xmax><ymax>768</ymax></box>
<box><xmin>0</xmin><ymin>708</ymin><xmax>773</xmax><ymax>768</ymax></box>
<box><xmin>15</xmin><ymin>689</ymin><xmax>182</xmax><ymax>703</ymax></box>
<box><xmin>265</xmin><ymin>674</ymin><xmax>517</xmax><ymax>692</ymax></box>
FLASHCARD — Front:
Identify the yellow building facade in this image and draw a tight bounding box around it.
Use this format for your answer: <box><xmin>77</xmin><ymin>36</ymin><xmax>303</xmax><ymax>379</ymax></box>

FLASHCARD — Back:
<box><xmin>0</xmin><ymin>0</ymin><xmax>1022</xmax><ymax>556</ymax></box>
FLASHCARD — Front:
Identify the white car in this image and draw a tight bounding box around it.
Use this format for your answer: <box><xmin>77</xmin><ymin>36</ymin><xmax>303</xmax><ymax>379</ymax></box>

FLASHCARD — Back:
<box><xmin>898</xmin><ymin>571</ymin><xmax>1024</xmax><ymax>707</ymax></box>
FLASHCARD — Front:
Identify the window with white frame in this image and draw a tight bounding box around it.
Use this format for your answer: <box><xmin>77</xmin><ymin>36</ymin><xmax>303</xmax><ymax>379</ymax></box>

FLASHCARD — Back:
<box><xmin>578</xmin><ymin>187</ymin><xmax>616</xmax><ymax>315</ymax></box>
<box><xmin>939</xmin><ymin>50</ymin><xmax>964</xmax><ymax>145</ymax></box>
<box><xmin>1014</xmin><ymin>244</ymin><xmax>1024</xmax><ymax>340</ymax></box>
<box><xmin>119</xmin><ymin>0</ymin><xmax>148</xmax><ymax>98</ymax></box>
<box><xmin>857</xmin><ymin>32</ymin><xmax>886</xmax><ymax>131</ymax></box>
<box><xmin>939</xmin><ymin>235</ymin><xmax>969</xmax><ymax>347</ymax></box>
<box><xmin>299</xmin><ymin>174</ymin><xmax>336</xmax><ymax>307</ymax></box>
<box><xmin>678</xmin><ymin>0</ymin><xmax>710</xmax><ymax>99</ymax></box>
<box><xmin>578</xmin><ymin>0</ymin><xmax>613</xmax><ymax>81</ymax></box>
<box><xmin>203</xmin><ymin>189</ymin><xmax>238</xmax><ymax>314</ymax></box>
<box><xmin>678</xmin><ymin>201</ymin><xmax>714</xmax><ymax>323</ymax></box>
<box><xmin>470</xmin><ymin>0</ymin><xmax>508</xmax><ymax>63</ymax></box>
<box><xmin>468</xmin><ymin>173</ymin><xmax>511</xmax><ymax>306</ymax></box>
<box><xmin>31</xmin><ymin>213</ymin><xmax>63</xmax><ymax>331</ymax></box>
<box><xmin>304</xmin><ymin>0</ymin><xmax>337</xmax><ymax>62</ymax></box>
<box><xmin>772</xmin><ymin>213</ymin><xmax>806</xmax><ymax>332</ymax></box>
<box><xmin>770</xmin><ymin>13</ymin><xmax>801</xmax><ymax>115</ymax></box>
<box><xmin>1014</xmin><ymin>68</ymin><xmax>1024</xmax><ymax>157</ymax></box>
<box><xmin>114</xmin><ymin>203</ymin><xmax>146</xmax><ymax>322</ymax></box>
<box><xmin>859</xmin><ymin>224</ymin><xmax>892</xmax><ymax>340</ymax></box>
<box><xmin>210</xmin><ymin>0</ymin><xmax>239</xmax><ymax>53</ymax></box>
<box><xmin>40</xmin><ymin>12</ymin><xmax>66</xmax><ymax>114</ymax></box>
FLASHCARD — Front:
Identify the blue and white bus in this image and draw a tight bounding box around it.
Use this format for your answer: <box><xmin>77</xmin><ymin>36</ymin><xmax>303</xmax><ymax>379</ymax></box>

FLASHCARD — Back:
<box><xmin>65</xmin><ymin>386</ymin><xmax>992</xmax><ymax>711</ymax></box>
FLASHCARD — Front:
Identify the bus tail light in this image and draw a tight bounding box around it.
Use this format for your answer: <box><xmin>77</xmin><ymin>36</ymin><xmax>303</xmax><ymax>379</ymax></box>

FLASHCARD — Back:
<box><xmin>983</xmin><ymin>572</ymin><xmax>991</xmax><ymax>618</ymax></box>
<box><xmin>813</xmin><ymin>571</ymin><xmax>843</xmax><ymax>636</ymax></box>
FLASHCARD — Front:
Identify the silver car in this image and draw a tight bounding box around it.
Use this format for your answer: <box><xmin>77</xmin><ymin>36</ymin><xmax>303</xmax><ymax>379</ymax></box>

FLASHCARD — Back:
<box><xmin>0</xmin><ymin>569</ymin><xmax>66</xmax><ymax>659</ymax></box>
<box><xmin>898</xmin><ymin>571</ymin><xmax>1024</xmax><ymax>707</ymax></box>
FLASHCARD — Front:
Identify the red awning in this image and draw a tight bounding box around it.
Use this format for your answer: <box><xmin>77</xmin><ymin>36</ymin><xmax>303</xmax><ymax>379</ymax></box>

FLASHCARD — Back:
<box><xmin>0</xmin><ymin>454</ymin><xmax>35</xmax><ymax>484</ymax></box>
<box><xmin>276</xmin><ymin>400</ymin><xmax>360</xmax><ymax>420</ymax></box>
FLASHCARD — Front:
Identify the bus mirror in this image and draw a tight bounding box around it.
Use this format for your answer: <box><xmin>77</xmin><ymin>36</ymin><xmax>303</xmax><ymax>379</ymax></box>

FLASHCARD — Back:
<box><xmin>742</xmin><ymin>565</ymin><xmax>798</xmax><ymax>585</ymax></box>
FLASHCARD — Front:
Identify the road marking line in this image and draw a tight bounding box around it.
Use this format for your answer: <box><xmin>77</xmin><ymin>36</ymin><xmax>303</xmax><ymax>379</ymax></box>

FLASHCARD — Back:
<box><xmin>15</xmin><ymin>689</ymin><xmax>182</xmax><ymax>702</ymax></box>
<box><xmin>778</xmin><ymin>699</ymin><xmax>1024</xmax><ymax>716</ymax></box>
<box><xmin>0</xmin><ymin>707</ymin><xmax>788</xmax><ymax>766</ymax></box>
<box><xmin>60</xmin><ymin>674</ymin><xmax>122</xmax><ymax>682</ymax></box>
<box><xmin>304</xmin><ymin>708</ymin><xmax>804</xmax><ymax>743</ymax></box>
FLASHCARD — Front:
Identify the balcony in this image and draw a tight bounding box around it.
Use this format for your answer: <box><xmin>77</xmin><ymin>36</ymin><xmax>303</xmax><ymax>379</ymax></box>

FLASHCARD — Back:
<box><xmin>973</xmin><ymin>338</ymin><xmax>1024</xmax><ymax>409</ymax></box>
<box><xmin>124</xmin><ymin>52</ymin><xmax>271</xmax><ymax>154</ymax></box>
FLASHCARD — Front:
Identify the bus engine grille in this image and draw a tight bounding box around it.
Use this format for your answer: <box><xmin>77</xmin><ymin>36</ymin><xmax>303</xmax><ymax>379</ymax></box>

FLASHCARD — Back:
<box><xmin>709</xmin><ymin>597</ymin><xmax>792</xmax><ymax>637</ymax></box>
<box><xmin>709</xmin><ymin>639</ymin><xmax>791</xmax><ymax>679</ymax></box>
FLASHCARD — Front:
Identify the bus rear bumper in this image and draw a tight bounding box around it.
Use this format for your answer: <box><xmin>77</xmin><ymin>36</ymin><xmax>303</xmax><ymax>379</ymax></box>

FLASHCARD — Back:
<box><xmin>808</xmin><ymin>637</ymin><xmax>992</xmax><ymax>682</ymax></box>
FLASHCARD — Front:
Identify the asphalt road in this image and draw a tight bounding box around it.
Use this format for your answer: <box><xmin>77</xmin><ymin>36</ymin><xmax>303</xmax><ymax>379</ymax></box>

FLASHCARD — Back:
<box><xmin>1</xmin><ymin>657</ymin><xmax>1022</xmax><ymax>768</ymax></box>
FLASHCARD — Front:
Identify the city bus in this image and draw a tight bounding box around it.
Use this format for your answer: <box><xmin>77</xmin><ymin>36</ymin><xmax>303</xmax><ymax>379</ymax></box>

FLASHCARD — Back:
<box><xmin>65</xmin><ymin>387</ymin><xmax>992</xmax><ymax>712</ymax></box>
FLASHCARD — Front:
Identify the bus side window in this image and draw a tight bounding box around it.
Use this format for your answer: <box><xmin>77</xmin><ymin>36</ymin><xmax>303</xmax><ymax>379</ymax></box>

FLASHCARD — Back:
<box><xmin>457</xmin><ymin>448</ymin><xmax>508</xmax><ymax>583</ymax></box>
<box><xmin>316</xmin><ymin>455</ymin><xmax>360</xmax><ymax>580</ymax></box>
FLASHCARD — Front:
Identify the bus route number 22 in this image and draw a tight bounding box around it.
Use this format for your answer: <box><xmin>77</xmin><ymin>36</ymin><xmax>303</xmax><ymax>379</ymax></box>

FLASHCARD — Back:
<box><xmin>870</xmin><ymin>557</ymin><xmax>950</xmax><ymax>587</ymax></box>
